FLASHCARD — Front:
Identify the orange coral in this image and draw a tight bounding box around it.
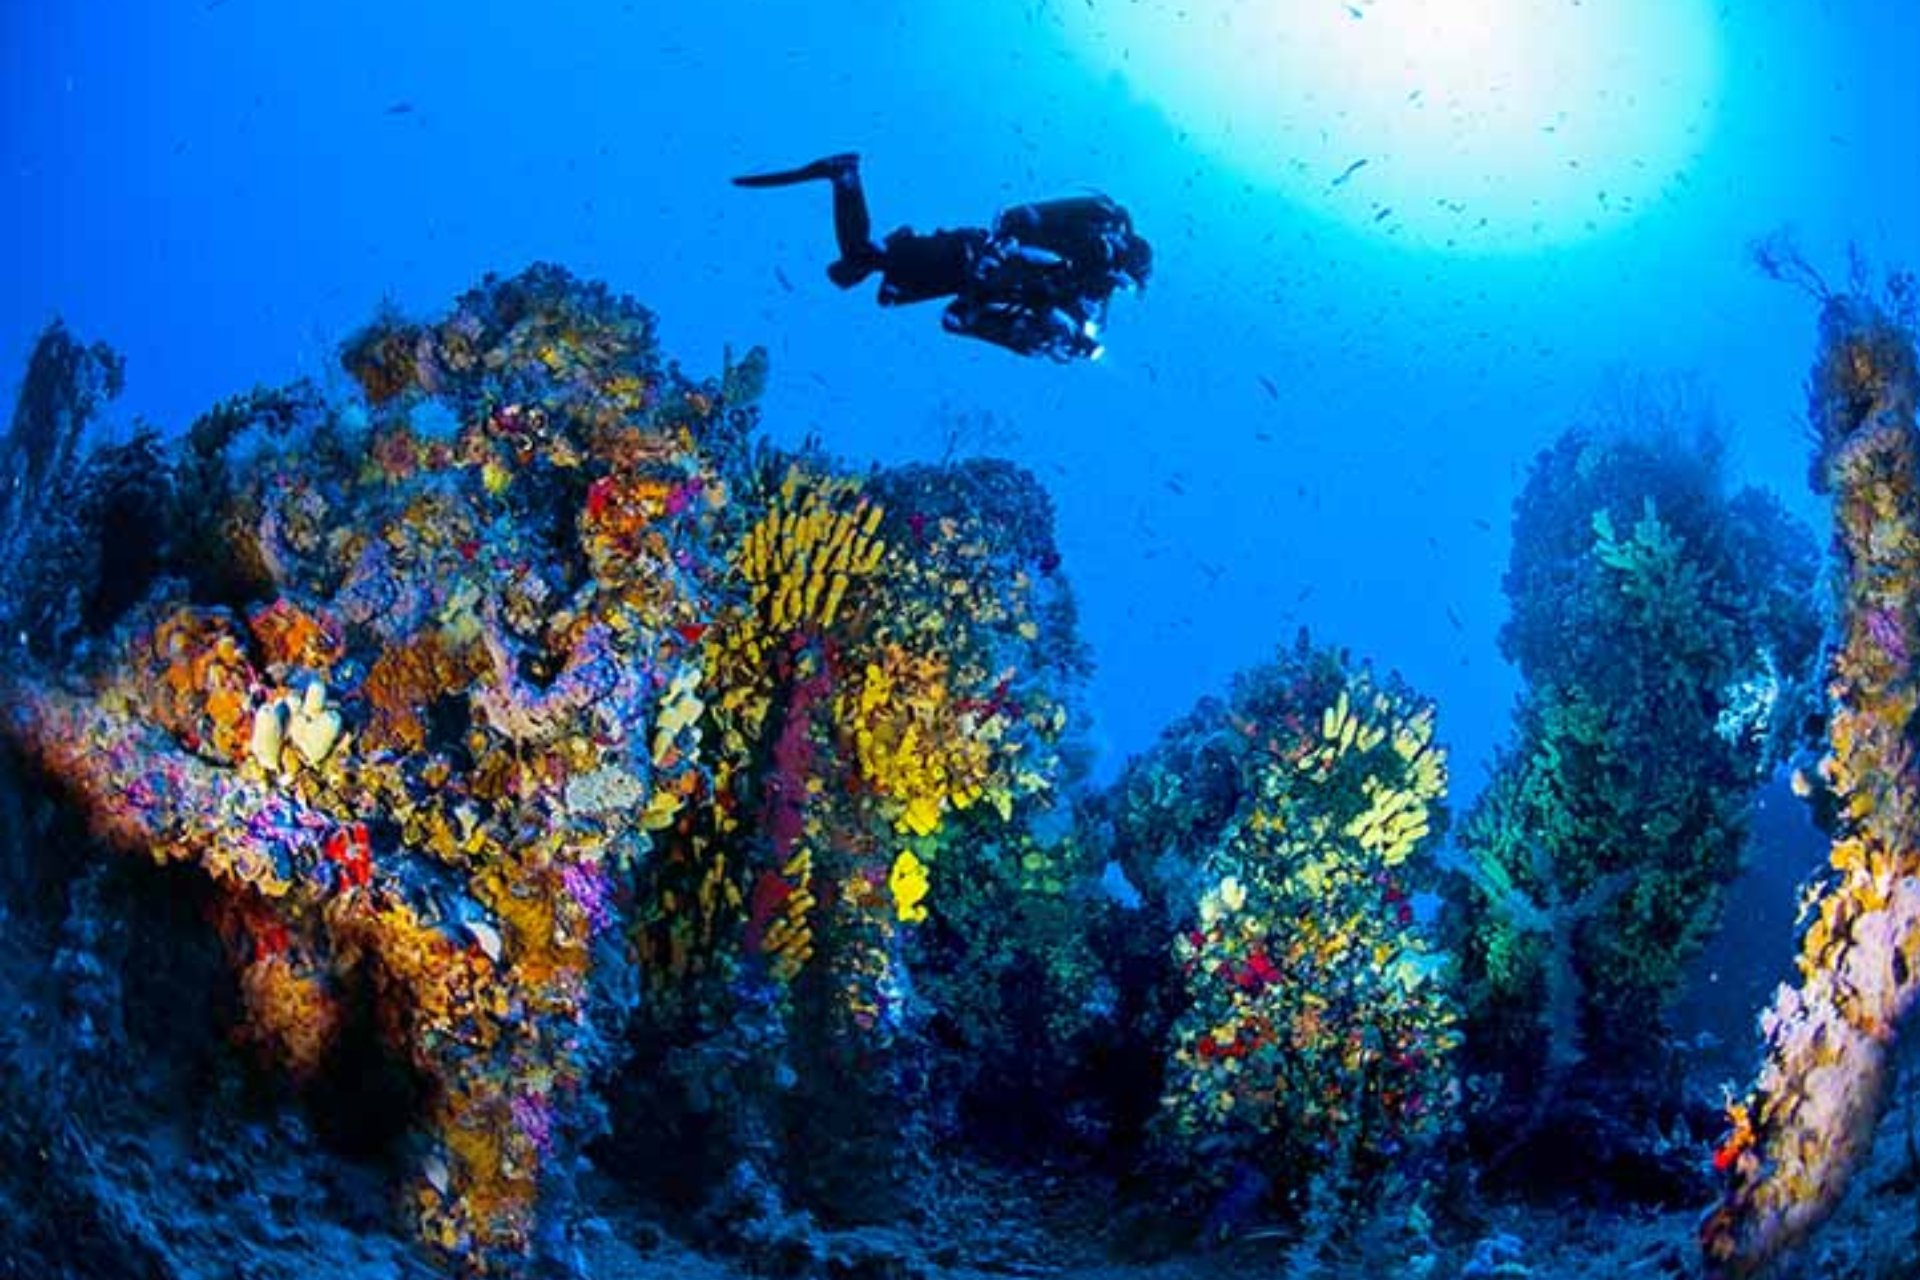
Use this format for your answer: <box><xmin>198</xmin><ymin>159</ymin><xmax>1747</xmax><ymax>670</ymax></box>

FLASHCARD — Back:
<box><xmin>234</xmin><ymin>952</ymin><xmax>345</xmax><ymax>1079</ymax></box>
<box><xmin>248</xmin><ymin>597</ymin><xmax>346</xmax><ymax>677</ymax></box>
<box><xmin>342</xmin><ymin>318</ymin><xmax>427</xmax><ymax>405</ymax></box>
<box><xmin>361</xmin><ymin>633</ymin><xmax>486</xmax><ymax>754</ymax></box>
<box><xmin>140</xmin><ymin>607</ymin><xmax>261</xmax><ymax>764</ymax></box>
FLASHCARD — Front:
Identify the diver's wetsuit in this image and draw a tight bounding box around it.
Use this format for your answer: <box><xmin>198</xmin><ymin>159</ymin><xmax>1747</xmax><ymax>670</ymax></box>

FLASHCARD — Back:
<box><xmin>731</xmin><ymin>153</ymin><xmax>1151</xmax><ymax>361</ymax></box>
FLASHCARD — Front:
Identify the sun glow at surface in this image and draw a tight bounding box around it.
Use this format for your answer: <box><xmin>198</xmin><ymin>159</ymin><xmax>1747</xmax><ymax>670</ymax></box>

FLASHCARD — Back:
<box><xmin>1068</xmin><ymin>0</ymin><xmax>1723</xmax><ymax>253</ymax></box>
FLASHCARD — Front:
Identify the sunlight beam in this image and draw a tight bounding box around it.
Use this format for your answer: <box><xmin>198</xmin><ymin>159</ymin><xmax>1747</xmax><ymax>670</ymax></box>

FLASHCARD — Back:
<box><xmin>1068</xmin><ymin>0</ymin><xmax>1723</xmax><ymax>253</ymax></box>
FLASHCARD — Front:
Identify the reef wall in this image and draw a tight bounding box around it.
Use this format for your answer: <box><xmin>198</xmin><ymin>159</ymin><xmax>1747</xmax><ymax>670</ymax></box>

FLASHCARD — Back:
<box><xmin>0</xmin><ymin>261</ymin><xmax>1487</xmax><ymax>1277</ymax></box>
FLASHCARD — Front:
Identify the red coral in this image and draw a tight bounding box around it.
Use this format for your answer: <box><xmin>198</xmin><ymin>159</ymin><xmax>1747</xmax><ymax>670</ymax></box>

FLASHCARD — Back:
<box><xmin>324</xmin><ymin>822</ymin><xmax>374</xmax><ymax>889</ymax></box>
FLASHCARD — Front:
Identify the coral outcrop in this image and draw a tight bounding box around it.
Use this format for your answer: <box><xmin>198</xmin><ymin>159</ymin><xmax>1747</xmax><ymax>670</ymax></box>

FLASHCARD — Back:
<box><xmin>1702</xmin><ymin>283</ymin><xmax>1920</xmax><ymax>1278</ymax></box>
<box><xmin>1448</xmin><ymin>400</ymin><xmax>1819</xmax><ymax>1170</ymax></box>
<box><xmin>1100</xmin><ymin>634</ymin><xmax>1459</xmax><ymax>1249</ymax></box>
<box><xmin>0</xmin><ymin>266</ymin><xmax>1085</xmax><ymax>1270</ymax></box>
<box><xmin>2</xmin><ymin>268</ymin><xmax>730</xmax><ymax>1264</ymax></box>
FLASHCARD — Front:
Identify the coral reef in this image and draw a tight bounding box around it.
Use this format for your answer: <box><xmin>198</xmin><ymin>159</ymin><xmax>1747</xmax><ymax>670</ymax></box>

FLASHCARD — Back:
<box><xmin>1449</xmin><ymin>402</ymin><xmax>1819</xmax><ymax>1148</ymax></box>
<box><xmin>2</xmin><ymin>266</ymin><xmax>727</xmax><ymax>1265</ymax></box>
<box><xmin>1101</xmin><ymin>634</ymin><xmax>1459</xmax><ymax>1240</ymax></box>
<box><xmin>623</xmin><ymin>447</ymin><xmax>1086</xmax><ymax>1223</ymax></box>
<box><xmin>0</xmin><ymin>320</ymin><xmax>174</xmax><ymax>663</ymax></box>
<box><xmin>9</xmin><ymin>256</ymin><xmax>1895</xmax><ymax>1280</ymax></box>
<box><xmin>0</xmin><ymin>266</ymin><xmax>1092</xmax><ymax>1270</ymax></box>
<box><xmin>1702</xmin><ymin>285</ymin><xmax>1920</xmax><ymax>1277</ymax></box>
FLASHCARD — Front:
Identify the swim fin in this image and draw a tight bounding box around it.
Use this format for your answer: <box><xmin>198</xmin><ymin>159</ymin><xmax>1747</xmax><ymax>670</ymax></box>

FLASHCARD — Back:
<box><xmin>731</xmin><ymin>153</ymin><xmax>859</xmax><ymax>188</ymax></box>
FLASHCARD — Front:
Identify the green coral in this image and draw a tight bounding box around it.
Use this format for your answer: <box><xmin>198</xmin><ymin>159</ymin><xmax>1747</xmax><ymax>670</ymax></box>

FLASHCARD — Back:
<box><xmin>1454</xmin><ymin>415</ymin><xmax>1821</xmax><ymax>1105</ymax></box>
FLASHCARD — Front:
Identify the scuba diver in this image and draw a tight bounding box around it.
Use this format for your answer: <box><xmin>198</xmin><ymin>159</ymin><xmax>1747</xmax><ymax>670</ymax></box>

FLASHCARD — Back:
<box><xmin>731</xmin><ymin>152</ymin><xmax>1151</xmax><ymax>361</ymax></box>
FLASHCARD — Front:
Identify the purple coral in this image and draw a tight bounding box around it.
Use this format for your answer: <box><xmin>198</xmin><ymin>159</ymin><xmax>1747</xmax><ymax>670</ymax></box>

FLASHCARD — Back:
<box><xmin>562</xmin><ymin>861</ymin><xmax>614</xmax><ymax>935</ymax></box>
<box><xmin>1864</xmin><ymin>604</ymin><xmax>1907</xmax><ymax>665</ymax></box>
<box><xmin>511</xmin><ymin>1090</ymin><xmax>554</xmax><ymax>1156</ymax></box>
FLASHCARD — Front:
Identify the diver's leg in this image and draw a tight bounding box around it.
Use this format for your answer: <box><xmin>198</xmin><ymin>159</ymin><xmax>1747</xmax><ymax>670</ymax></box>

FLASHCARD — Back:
<box><xmin>823</xmin><ymin>157</ymin><xmax>883</xmax><ymax>285</ymax></box>
<box><xmin>823</xmin><ymin>159</ymin><xmax>873</xmax><ymax>260</ymax></box>
<box><xmin>732</xmin><ymin>153</ymin><xmax>881</xmax><ymax>287</ymax></box>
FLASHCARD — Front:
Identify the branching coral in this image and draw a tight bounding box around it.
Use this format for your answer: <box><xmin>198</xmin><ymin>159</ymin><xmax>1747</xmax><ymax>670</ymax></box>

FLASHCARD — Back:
<box><xmin>1702</xmin><ymin>289</ymin><xmax>1920</xmax><ymax>1278</ymax></box>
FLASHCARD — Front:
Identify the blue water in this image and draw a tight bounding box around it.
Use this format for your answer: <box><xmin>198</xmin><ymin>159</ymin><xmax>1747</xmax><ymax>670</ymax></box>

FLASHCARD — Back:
<box><xmin>5</xmin><ymin>0</ymin><xmax>1917</xmax><ymax>793</ymax></box>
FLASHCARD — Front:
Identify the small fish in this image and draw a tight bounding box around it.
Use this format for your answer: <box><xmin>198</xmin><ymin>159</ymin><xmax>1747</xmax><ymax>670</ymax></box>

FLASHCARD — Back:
<box><xmin>774</xmin><ymin>266</ymin><xmax>795</xmax><ymax>292</ymax></box>
<box><xmin>1296</xmin><ymin>585</ymin><xmax>1315</xmax><ymax>603</ymax></box>
<box><xmin>1472</xmin><ymin>517</ymin><xmax>1493</xmax><ymax>532</ymax></box>
<box><xmin>1446</xmin><ymin>606</ymin><xmax>1464</xmax><ymax>631</ymax></box>
<box><xmin>1329</xmin><ymin>159</ymin><xmax>1369</xmax><ymax>188</ymax></box>
<box><xmin>1165</xmin><ymin>478</ymin><xmax>1186</xmax><ymax>496</ymax></box>
<box><xmin>1254</xmin><ymin>430</ymin><xmax>1274</xmax><ymax>443</ymax></box>
<box><xmin>384</xmin><ymin>101</ymin><xmax>415</xmax><ymax>116</ymax></box>
<box><xmin>1372</xmin><ymin>205</ymin><xmax>1394</xmax><ymax>223</ymax></box>
<box><xmin>1257</xmin><ymin>375</ymin><xmax>1279</xmax><ymax>399</ymax></box>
